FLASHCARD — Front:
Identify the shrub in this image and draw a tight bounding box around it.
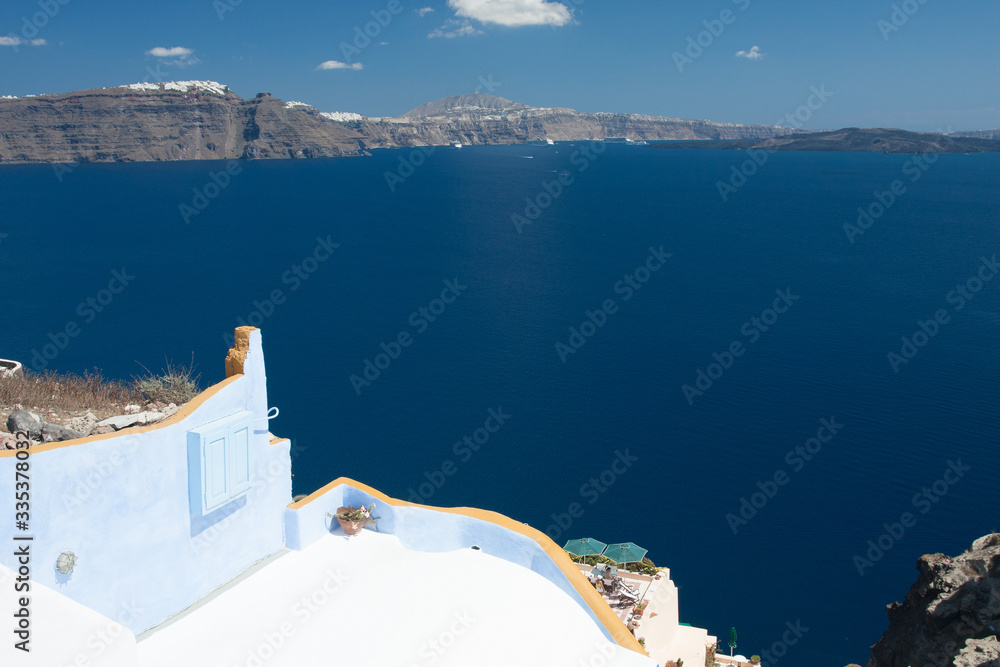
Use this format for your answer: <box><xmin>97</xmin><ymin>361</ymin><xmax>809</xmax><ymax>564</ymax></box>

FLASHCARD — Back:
<box><xmin>134</xmin><ymin>358</ymin><xmax>200</xmax><ymax>405</ymax></box>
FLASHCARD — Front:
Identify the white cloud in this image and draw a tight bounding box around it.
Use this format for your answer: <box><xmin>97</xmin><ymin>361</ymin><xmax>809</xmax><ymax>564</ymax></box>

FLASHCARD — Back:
<box><xmin>428</xmin><ymin>19</ymin><xmax>485</xmax><ymax>38</ymax></box>
<box><xmin>416</xmin><ymin>6</ymin><xmax>435</xmax><ymax>16</ymax></box>
<box><xmin>735</xmin><ymin>45</ymin><xmax>763</xmax><ymax>60</ymax></box>
<box><xmin>448</xmin><ymin>0</ymin><xmax>572</xmax><ymax>27</ymax></box>
<box><xmin>0</xmin><ymin>36</ymin><xmax>46</xmax><ymax>47</ymax></box>
<box><xmin>147</xmin><ymin>46</ymin><xmax>193</xmax><ymax>58</ymax></box>
<box><xmin>146</xmin><ymin>46</ymin><xmax>199</xmax><ymax>66</ymax></box>
<box><xmin>316</xmin><ymin>60</ymin><xmax>364</xmax><ymax>71</ymax></box>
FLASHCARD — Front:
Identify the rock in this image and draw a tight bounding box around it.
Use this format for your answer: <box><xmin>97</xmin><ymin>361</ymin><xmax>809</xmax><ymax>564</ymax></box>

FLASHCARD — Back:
<box><xmin>97</xmin><ymin>414</ymin><xmax>144</xmax><ymax>431</ymax></box>
<box><xmin>90</xmin><ymin>424</ymin><xmax>115</xmax><ymax>436</ymax></box>
<box><xmin>40</xmin><ymin>423</ymin><xmax>83</xmax><ymax>443</ymax></box>
<box><xmin>123</xmin><ymin>404</ymin><xmax>142</xmax><ymax>414</ymax></box>
<box><xmin>163</xmin><ymin>403</ymin><xmax>180</xmax><ymax>417</ymax></box>
<box><xmin>7</xmin><ymin>411</ymin><xmax>43</xmax><ymax>439</ymax></box>
<box><xmin>954</xmin><ymin>638</ymin><xmax>1000</xmax><ymax>667</ymax></box>
<box><xmin>0</xmin><ymin>433</ymin><xmax>18</xmax><ymax>450</ymax></box>
<box><xmin>867</xmin><ymin>533</ymin><xmax>1000</xmax><ymax>667</ymax></box>
<box><xmin>142</xmin><ymin>411</ymin><xmax>166</xmax><ymax>424</ymax></box>
<box><xmin>64</xmin><ymin>412</ymin><xmax>99</xmax><ymax>436</ymax></box>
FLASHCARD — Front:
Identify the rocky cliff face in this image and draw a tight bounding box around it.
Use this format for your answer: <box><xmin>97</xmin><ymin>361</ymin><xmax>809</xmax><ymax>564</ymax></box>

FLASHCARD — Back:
<box><xmin>0</xmin><ymin>82</ymin><xmax>365</xmax><ymax>163</ymax></box>
<box><xmin>867</xmin><ymin>533</ymin><xmax>1000</xmax><ymax>667</ymax></box>
<box><xmin>0</xmin><ymin>85</ymin><xmax>789</xmax><ymax>164</ymax></box>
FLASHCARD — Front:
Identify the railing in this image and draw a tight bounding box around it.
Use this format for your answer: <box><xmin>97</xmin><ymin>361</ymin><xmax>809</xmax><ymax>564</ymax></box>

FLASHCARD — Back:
<box><xmin>0</xmin><ymin>359</ymin><xmax>23</xmax><ymax>377</ymax></box>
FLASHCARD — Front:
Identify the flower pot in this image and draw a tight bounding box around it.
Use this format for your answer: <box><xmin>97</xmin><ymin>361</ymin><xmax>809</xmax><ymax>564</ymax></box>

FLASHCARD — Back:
<box><xmin>335</xmin><ymin>507</ymin><xmax>364</xmax><ymax>536</ymax></box>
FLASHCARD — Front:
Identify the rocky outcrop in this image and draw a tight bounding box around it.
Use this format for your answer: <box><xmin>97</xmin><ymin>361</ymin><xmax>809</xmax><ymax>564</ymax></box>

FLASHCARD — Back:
<box><xmin>4</xmin><ymin>410</ymin><xmax>81</xmax><ymax>446</ymax></box>
<box><xmin>0</xmin><ymin>82</ymin><xmax>365</xmax><ymax>164</ymax></box>
<box><xmin>867</xmin><ymin>534</ymin><xmax>1000</xmax><ymax>667</ymax></box>
<box><xmin>0</xmin><ymin>85</ymin><xmax>790</xmax><ymax>164</ymax></box>
<box><xmin>1</xmin><ymin>402</ymin><xmax>182</xmax><ymax>448</ymax></box>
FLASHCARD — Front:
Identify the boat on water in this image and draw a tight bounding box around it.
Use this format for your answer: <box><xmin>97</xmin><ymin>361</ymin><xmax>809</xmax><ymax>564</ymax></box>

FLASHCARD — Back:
<box><xmin>530</xmin><ymin>138</ymin><xmax>555</xmax><ymax>146</ymax></box>
<box><xmin>603</xmin><ymin>136</ymin><xmax>633</xmax><ymax>144</ymax></box>
<box><xmin>451</xmin><ymin>142</ymin><xmax>462</xmax><ymax>149</ymax></box>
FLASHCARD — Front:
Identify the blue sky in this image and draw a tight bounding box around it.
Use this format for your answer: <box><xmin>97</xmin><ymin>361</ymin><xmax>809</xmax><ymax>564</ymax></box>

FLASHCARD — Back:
<box><xmin>1</xmin><ymin>0</ymin><xmax>997</xmax><ymax>130</ymax></box>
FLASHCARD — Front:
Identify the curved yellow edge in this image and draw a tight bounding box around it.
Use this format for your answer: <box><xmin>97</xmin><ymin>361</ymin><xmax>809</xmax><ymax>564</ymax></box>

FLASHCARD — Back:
<box><xmin>288</xmin><ymin>476</ymin><xmax>648</xmax><ymax>658</ymax></box>
<box><xmin>0</xmin><ymin>374</ymin><xmax>243</xmax><ymax>458</ymax></box>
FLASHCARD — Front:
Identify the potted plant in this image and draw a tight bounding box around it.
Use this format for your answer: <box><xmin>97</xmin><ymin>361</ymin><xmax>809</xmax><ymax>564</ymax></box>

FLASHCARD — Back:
<box><xmin>633</xmin><ymin>601</ymin><xmax>648</xmax><ymax>617</ymax></box>
<box><xmin>750</xmin><ymin>656</ymin><xmax>761</xmax><ymax>665</ymax></box>
<box><xmin>328</xmin><ymin>503</ymin><xmax>375</xmax><ymax>536</ymax></box>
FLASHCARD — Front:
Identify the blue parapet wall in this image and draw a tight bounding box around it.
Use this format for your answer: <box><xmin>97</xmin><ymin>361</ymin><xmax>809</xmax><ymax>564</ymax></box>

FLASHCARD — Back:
<box><xmin>284</xmin><ymin>480</ymin><xmax>622</xmax><ymax>648</ymax></box>
<box><xmin>0</xmin><ymin>328</ymin><xmax>293</xmax><ymax>634</ymax></box>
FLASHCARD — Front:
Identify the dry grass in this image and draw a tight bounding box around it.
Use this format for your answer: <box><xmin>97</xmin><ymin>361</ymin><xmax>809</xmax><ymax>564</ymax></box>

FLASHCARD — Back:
<box><xmin>0</xmin><ymin>369</ymin><xmax>143</xmax><ymax>417</ymax></box>
<box><xmin>0</xmin><ymin>362</ymin><xmax>201</xmax><ymax>430</ymax></box>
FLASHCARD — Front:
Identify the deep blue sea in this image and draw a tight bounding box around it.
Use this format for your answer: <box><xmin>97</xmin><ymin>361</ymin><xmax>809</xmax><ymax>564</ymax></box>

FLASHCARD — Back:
<box><xmin>2</xmin><ymin>144</ymin><xmax>998</xmax><ymax>665</ymax></box>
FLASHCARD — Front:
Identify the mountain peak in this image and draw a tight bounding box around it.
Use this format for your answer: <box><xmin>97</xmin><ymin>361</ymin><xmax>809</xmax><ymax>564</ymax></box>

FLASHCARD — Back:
<box><xmin>400</xmin><ymin>93</ymin><xmax>526</xmax><ymax>118</ymax></box>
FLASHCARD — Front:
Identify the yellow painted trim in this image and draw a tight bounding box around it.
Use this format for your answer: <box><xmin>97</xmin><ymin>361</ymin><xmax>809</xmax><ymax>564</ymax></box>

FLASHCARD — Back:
<box><xmin>0</xmin><ymin>374</ymin><xmax>243</xmax><ymax>458</ymax></box>
<box><xmin>288</xmin><ymin>476</ymin><xmax>648</xmax><ymax>657</ymax></box>
<box><xmin>269</xmin><ymin>436</ymin><xmax>289</xmax><ymax>447</ymax></box>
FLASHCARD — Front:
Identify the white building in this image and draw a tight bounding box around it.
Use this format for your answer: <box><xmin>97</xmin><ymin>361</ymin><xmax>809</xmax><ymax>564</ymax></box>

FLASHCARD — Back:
<box><xmin>1</xmin><ymin>327</ymin><xmax>709</xmax><ymax>666</ymax></box>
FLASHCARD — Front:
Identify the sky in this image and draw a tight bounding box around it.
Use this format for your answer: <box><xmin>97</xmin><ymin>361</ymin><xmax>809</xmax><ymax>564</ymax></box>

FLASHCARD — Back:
<box><xmin>1</xmin><ymin>0</ymin><xmax>998</xmax><ymax>131</ymax></box>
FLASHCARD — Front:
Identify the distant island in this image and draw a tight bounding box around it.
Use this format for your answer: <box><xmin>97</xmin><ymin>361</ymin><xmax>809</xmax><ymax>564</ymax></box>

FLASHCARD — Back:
<box><xmin>652</xmin><ymin>127</ymin><xmax>1000</xmax><ymax>154</ymax></box>
<box><xmin>0</xmin><ymin>82</ymin><xmax>997</xmax><ymax>164</ymax></box>
<box><xmin>0</xmin><ymin>82</ymin><xmax>786</xmax><ymax>164</ymax></box>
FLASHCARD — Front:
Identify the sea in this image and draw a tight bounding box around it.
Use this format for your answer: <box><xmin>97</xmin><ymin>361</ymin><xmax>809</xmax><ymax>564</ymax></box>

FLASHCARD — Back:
<box><xmin>2</xmin><ymin>143</ymin><xmax>998</xmax><ymax>666</ymax></box>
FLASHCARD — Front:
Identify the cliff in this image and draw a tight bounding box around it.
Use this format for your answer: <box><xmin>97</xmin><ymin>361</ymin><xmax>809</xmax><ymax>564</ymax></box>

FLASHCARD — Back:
<box><xmin>0</xmin><ymin>84</ymin><xmax>789</xmax><ymax>164</ymax></box>
<box><xmin>0</xmin><ymin>82</ymin><xmax>366</xmax><ymax>163</ymax></box>
<box><xmin>867</xmin><ymin>533</ymin><xmax>1000</xmax><ymax>667</ymax></box>
<box><xmin>653</xmin><ymin>127</ymin><xmax>1000</xmax><ymax>154</ymax></box>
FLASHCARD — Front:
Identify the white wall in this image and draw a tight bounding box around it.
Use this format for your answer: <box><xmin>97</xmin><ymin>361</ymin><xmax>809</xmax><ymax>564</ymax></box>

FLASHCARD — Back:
<box><xmin>0</xmin><ymin>329</ymin><xmax>292</xmax><ymax>634</ymax></box>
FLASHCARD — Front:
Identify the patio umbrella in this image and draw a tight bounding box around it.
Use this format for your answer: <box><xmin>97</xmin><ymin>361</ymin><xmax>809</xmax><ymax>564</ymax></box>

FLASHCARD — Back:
<box><xmin>729</xmin><ymin>627</ymin><xmax>737</xmax><ymax>662</ymax></box>
<box><xmin>601</xmin><ymin>542</ymin><xmax>648</xmax><ymax>564</ymax></box>
<box><xmin>562</xmin><ymin>538</ymin><xmax>607</xmax><ymax>556</ymax></box>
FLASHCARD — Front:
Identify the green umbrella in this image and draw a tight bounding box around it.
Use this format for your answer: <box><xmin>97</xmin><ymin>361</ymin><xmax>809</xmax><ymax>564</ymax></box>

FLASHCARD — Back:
<box><xmin>562</xmin><ymin>538</ymin><xmax>607</xmax><ymax>556</ymax></box>
<box><xmin>601</xmin><ymin>542</ymin><xmax>648</xmax><ymax>564</ymax></box>
<box><xmin>729</xmin><ymin>627</ymin><xmax>737</xmax><ymax>662</ymax></box>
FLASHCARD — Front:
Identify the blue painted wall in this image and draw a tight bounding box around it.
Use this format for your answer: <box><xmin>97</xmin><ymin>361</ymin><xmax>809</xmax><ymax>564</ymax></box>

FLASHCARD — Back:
<box><xmin>0</xmin><ymin>329</ymin><xmax>292</xmax><ymax>633</ymax></box>
<box><xmin>284</xmin><ymin>482</ymin><xmax>618</xmax><ymax>645</ymax></box>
